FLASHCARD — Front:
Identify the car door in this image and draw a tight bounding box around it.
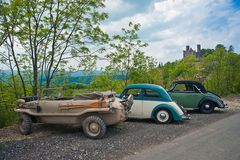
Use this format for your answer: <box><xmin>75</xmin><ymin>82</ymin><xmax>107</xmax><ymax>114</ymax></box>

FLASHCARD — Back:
<box><xmin>121</xmin><ymin>88</ymin><xmax>143</xmax><ymax>117</ymax></box>
<box><xmin>169</xmin><ymin>83</ymin><xmax>202</xmax><ymax>109</ymax></box>
<box><xmin>142</xmin><ymin>89</ymin><xmax>164</xmax><ymax>118</ymax></box>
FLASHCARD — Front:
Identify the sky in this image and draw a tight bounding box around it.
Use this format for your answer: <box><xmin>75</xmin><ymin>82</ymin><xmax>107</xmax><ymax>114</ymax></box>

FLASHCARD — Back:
<box><xmin>1</xmin><ymin>0</ymin><xmax>240</xmax><ymax>70</ymax></box>
<box><xmin>101</xmin><ymin>0</ymin><xmax>240</xmax><ymax>64</ymax></box>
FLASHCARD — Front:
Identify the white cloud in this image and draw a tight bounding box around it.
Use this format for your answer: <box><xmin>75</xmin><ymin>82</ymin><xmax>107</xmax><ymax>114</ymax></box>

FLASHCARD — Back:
<box><xmin>101</xmin><ymin>0</ymin><xmax>200</xmax><ymax>33</ymax></box>
<box><xmin>104</xmin><ymin>0</ymin><xmax>134</xmax><ymax>15</ymax></box>
<box><xmin>154</xmin><ymin>29</ymin><xmax>174</xmax><ymax>38</ymax></box>
<box><xmin>102</xmin><ymin>0</ymin><xmax>240</xmax><ymax>63</ymax></box>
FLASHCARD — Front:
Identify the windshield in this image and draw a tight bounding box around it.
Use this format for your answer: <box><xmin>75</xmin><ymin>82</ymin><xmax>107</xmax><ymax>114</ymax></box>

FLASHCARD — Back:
<box><xmin>168</xmin><ymin>83</ymin><xmax>176</xmax><ymax>91</ymax></box>
<box><xmin>42</xmin><ymin>88</ymin><xmax>63</xmax><ymax>99</ymax></box>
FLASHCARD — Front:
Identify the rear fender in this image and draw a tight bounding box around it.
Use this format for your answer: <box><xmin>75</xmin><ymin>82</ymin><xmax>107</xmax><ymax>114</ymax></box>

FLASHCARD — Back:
<box><xmin>151</xmin><ymin>104</ymin><xmax>182</xmax><ymax>121</ymax></box>
<box><xmin>198</xmin><ymin>97</ymin><xmax>222</xmax><ymax>108</ymax></box>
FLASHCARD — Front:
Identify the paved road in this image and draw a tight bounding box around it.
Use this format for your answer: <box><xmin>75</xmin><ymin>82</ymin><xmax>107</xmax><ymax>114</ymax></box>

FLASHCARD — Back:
<box><xmin>125</xmin><ymin>112</ymin><xmax>240</xmax><ymax>160</ymax></box>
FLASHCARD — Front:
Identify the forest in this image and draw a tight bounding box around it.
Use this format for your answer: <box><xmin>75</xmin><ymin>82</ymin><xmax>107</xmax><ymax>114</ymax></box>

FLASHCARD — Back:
<box><xmin>0</xmin><ymin>0</ymin><xmax>240</xmax><ymax>128</ymax></box>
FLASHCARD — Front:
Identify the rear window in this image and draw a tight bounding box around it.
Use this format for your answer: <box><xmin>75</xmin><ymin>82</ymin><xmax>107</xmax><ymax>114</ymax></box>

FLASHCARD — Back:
<box><xmin>143</xmin><ymin>89</ymin><xmax>161</xmax><ymax>98</ymax></box>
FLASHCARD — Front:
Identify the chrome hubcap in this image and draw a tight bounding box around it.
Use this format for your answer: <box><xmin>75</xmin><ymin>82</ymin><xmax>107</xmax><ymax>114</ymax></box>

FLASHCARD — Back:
<box><xmin>205</xmin><ymin>104</ymin><xmax>210</xmax><ymax>109</ymax></box>
<box><xmin>157</xmin><ymin>110</ymin><xmax>169</xmax><ymax>122</ymax></box>
<box><xmin>89</xmin><ymin>123</ymin><xmax>99</xmax><ymax>133</ymax></box>
<box><xmin>160</xmin><ymin>113</ymin><xmax>166</xmax><ymax>119</ymax></box>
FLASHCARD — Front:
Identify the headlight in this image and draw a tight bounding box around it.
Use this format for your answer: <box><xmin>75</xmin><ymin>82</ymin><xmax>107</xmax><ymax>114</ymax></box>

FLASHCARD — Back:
<box><xmin>17</xmin><ymin>99</ymin><xmax>25</xmax><ymax>105</ymax></box>
<box><xmin>16</xmin><ymin>99</ymin><xmax>26</xmax><ymax>108</ymax></box>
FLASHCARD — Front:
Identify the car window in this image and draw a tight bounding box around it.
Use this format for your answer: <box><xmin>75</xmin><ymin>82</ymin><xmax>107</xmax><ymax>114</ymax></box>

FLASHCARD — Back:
<box><xmin>173</xmin><ymin>84</ymin><xmax>186</xmax><ymax>91</ymax></box>
<box><xmin>124</xmin><ymin>89</ymin><xmax>141</xmax><ymax>97</ymax></box>
<box><xmin>143</xmin><ymin>89</ymin><xmax>161</xmax><ymax>98</ymax></box>
<box><xmin>173</xmin><ymin>84</ymin><xmax>197</xmax><ymax>92</ymax></box>
<box><xmin>185</xmin><ymin>84</ymin><xmax>194</xmax><ymax>91</ymax></box>
<box><xmin>192</xmin><ymin>85</ymin><xmax>200</xmax><ymax>92</ymax></box>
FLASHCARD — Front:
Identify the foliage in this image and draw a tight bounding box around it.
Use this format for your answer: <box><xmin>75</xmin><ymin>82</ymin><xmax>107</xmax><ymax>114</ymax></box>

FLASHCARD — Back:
<box><xmin>161</xmin><ymin>45</ymin><xmax>240</xmax><ymax>95</ymax></box>
<box><xmin>129</xmin><ymin>52</ymin><xmax>161</xmax><ymax>84</ymax></box>
<box><xmin>201</xmin><ymin>47</ymin><xmax>240</xmax><ymax>95</ymax></box>
<box><xmin>89</xmin><ymin>71</ymin><xmax>125</xmax><ymax>93</ymax></box>
<box><xmin>0</xmin><ymin>71</ymin><xmax>18</xmax><ymax>128</ymax></box>
<box><xmin>106</xmin><ymin>22</ymin><xmax>148</xmax><ymax>86</ymax></box>
<box><xmin>0</xmin><ymin>0</ymin><xmax>109</xmax><ymax>96</ymax></box>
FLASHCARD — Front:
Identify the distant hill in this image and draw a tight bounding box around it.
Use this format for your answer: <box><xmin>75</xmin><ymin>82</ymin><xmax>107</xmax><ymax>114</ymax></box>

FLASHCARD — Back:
<box><xmin>1</xmin><ymin>70</ymin><xmax>124</xmax><ymax>84</ymax></box>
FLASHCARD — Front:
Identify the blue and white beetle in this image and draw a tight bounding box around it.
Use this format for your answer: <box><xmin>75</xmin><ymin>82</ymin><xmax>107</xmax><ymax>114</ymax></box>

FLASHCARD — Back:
<box><xmin>118</xmin><ymin>84</ymin><xmax>190</xmax><ymax>124</ymax></box>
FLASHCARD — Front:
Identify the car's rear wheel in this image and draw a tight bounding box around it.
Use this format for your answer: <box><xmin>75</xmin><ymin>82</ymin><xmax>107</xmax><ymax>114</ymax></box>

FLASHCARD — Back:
<box><xmin>155</xmin><ymin>109</ymin><xmax>172</xmax><ymax>124</ymax></box>
<box><xmin>82</xmin><ymin>116</ymin><xmax>106</xmax><ymax>139</ymax></box>
<box><xmin>200</xmin><ymin>101</ymin><xmax>214</xmax><ymax>114</ymax></box>
<box><xmin>18</xmin><ymin>114</ymin><xmax>32</xmax><ymax>135</ymax></box>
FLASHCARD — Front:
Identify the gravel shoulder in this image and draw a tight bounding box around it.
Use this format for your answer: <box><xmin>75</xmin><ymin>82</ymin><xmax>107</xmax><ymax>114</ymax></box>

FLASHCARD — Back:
<box><xmin>0</xmin><ymin>96</ymin><xmax>239</xmax><ymax>160</ymax></box>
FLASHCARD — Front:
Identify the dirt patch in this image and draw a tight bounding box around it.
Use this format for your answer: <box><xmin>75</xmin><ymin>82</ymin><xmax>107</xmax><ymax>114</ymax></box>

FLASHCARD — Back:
<box><xmin>222</xmin><ymin>95</ymin><xmax>240</xmax><ymax>110</ymax></box>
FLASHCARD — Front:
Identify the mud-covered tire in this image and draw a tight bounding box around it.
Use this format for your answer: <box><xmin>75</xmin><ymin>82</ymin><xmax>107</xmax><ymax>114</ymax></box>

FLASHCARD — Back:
<box><xmin>82</xmin><ymin>116</ymin><xmax>106</xmax><ymax>139</ymax></box>
<box><xmin>200</xmin><ymin>101</ymin><xmax>214</xmax><ymax>114</ymax></box>
<box><xmin>18</xmin><ymin>114</ymin><xmax>32</xmax><ymax>135</ymax></box>
<box><xmin>155</xmin><ymin>109</ymin><xmax>172</xmax><ymax>124</ymax></box>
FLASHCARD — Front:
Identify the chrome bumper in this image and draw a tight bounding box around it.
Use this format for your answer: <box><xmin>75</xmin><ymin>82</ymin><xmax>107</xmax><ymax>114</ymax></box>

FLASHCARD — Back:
<box><xmin>219</xmin><ymin>103</ymin><xmax>228</xmax><ymax>109</ymax></box>
<box><xmin>182</xmin><ymin>113</ymin><xmax>191</xmax><ymax>120</ymax></box>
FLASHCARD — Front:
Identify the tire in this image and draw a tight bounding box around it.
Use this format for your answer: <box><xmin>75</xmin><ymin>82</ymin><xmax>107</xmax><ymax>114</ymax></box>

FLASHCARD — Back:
<box><xmin>82</xmin><ymin>116</ymin><xmax>106</xmax><ymax>139</ymax></box>
<box><xmin>155</xmin><ymin>109</ymin><xmax>172</xmax><ymax>124</ymax></box>
<box><xmin>200</xmin><ymin>101</ymin><xmax>214</xmax><ymax>114</ymax></box>
<box><xmin>18</xmin><ymin>114</ymin><xmax>32</xmax><ymax>135</ymax></box>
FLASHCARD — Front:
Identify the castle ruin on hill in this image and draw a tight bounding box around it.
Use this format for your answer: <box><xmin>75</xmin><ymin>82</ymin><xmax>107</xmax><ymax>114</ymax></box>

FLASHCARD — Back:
<box><xmin>183</xmin><ymin>44</ymin><xmax>202</xmax><ymax>58</ymax></box>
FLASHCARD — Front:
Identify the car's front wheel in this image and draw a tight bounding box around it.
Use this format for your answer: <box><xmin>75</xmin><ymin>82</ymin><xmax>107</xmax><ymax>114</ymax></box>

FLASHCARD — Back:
<box><xmin>200</xmin><ymin>101</ymin><xmax>214</xmax><ymax>114</ymax></box>
<box><xmin>155</xmin><ymin>109</ymin><xmax>172</xmax><ymax>124</ymax></box>
<box><xmin>18</xmin><ymin>114</ymin><xmax>32</xmax><ymax>135</ymax></box>
<box><xmin>82</xmin><ymin>116</ymin><xmax>106</xmax><ymax>139</ymax></box>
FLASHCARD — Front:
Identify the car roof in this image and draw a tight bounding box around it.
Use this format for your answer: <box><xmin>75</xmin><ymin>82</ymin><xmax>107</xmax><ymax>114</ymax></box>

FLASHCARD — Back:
<box><xmin>125</xmin><ymin>83</ymin><xmax>165</xmax><ymax>90</ymax></box>
<box><xmin>173</xmin><ymin>80</ymin><xmax>202</xmax><ymax>85</ymax></box>
<box><xmin>124</xmin><ymin>84</ymin><xmax>172</xmax><ymax>102</ymax></box>
<box><xmin>172</xmin><ymin>80</ymin><xmax>207</xmax><ymax>93</ymax></box>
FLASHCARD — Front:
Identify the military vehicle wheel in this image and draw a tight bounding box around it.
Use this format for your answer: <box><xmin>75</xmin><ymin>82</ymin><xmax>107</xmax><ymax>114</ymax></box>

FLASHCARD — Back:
<box><xmin>82</xmin><ymin>116</ymin><xmax>106</xmax><ymax>139</ymax></box>
<box><xmin>200</xmin><ymin>101</ymin><xmax>214</xmax><ymax>114</ymax></box>
<box><xmin>155</xmin><ymin>109</ymin><xmax>172</xmax><ymax>124</ymax></box>
<box><xmin>18</xmin><ymin>114</ymin><xmax>32</xmax><ymax>135</ymax></box>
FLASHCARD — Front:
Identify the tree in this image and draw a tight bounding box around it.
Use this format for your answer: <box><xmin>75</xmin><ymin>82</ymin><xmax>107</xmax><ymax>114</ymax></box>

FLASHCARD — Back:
<box><xmin>0</xmin><ymin>0</ymin><xmax>7</xmax><ymax>46</ymax></box>
<box><xmin>129</xmin><ymin>52</ymin><xmax>160</xmax><ymax>84</ymax></box>
<box><xmin>201</xmin><ymin>47</ymin><xmax>240</xmax><ymax>95</ymax></box>
<box><xmin>89</xmin><ymin>71</ymin><xmax>124</xmax><ymax>93</ymax></box>
<box><xmin>106</xmin><ymin>22</ymin><xmax>148</xmax><ymax>86</ymax></box>
<box><xmin>0</xmin><ymin>70</ymin><xmax>18</xmax><ymax>128</ymax></box>
<box><xmin>201</xmin><ymin>48</ymin><xmax>214</xmax><ymax>57</ymax></box>
<box><xmin>228</xmin><ymin>45</ymin><xmax>234</xmax><ymax>52</ymax></box>
<box><xmin>0</xmin><ymin>0</ymin><xmax>28</xmax><ymax>96</ymax></box>
<box><xmin>160</xmin><ymin>45</ymin><xmax>240</xmax><ymax>96</ymax></box>
<box><xmin>215</xmin><ymin>44</ymin><xmax>225</xmax><ymax>51</ymax></box>
<box><xmin>0</xmin><ymin>0</ymin><xmax>109</xmax><ymax>96</ymax></box>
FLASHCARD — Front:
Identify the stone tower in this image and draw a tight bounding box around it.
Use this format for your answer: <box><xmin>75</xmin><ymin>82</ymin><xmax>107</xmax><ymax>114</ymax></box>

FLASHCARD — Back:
<box><xmin>183</xmin><ymin>44</ymin><xmax>202</xmax><ymax>58</ymax></box>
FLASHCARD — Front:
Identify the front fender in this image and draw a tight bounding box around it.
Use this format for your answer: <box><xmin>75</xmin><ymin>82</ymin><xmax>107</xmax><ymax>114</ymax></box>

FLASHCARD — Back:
<box><xmin>151</xmin><ymin>104</ymin><xmax>183</xmax><ymax>121</ymax></box>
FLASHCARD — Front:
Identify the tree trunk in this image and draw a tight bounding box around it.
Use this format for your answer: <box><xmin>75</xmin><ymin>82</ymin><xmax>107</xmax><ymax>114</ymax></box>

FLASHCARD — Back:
<box><xmin>33</xmin><ymin>65</ymin><xmax>38</xmax><ymax>96</ymax></box>
<box><xmin>9</xmin><ymin>56</ymin><xmax>18</xmax><ymax>98</ymax></box>
<box><xmin>8</xmin><ymin>36</ymin><xmax>27</xmax><ymax>97</ymax></box>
